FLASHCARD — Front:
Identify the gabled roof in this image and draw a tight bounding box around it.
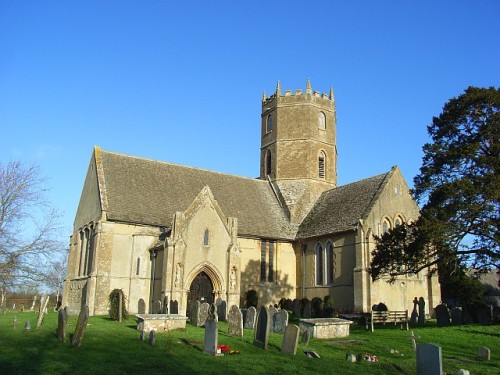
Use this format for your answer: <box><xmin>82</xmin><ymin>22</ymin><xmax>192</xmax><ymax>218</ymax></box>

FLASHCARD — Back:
<box><xmin>296</xmin><ymin>169</ymin><xmax>393</xmax><ymax>239</ymax></box>
<box><xmin>94</xmin><ymin>147</ymin><xmax>296</xmax><ymax>240</ymax></box>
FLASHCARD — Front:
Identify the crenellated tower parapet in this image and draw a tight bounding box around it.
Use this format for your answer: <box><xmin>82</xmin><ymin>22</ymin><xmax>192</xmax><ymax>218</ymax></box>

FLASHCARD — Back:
<box><xmin>260</xmin><ymin>79</ymin><xmax>338</xmax><ymax>224</ymax></box>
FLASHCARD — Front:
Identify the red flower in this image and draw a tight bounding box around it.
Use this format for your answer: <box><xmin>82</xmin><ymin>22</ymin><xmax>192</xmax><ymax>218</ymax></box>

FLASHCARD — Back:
<box><xmin>217</xmin><ymin>344</ymin><xmax>231</xmax><ymax>353</ymax></box>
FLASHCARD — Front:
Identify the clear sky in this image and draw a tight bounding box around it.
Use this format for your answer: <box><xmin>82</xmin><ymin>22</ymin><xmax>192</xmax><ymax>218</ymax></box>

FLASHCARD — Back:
<box><xmin>1</xmin><ymin>1</ymin><xmax>499</xmax><ymax>239</ymax></box>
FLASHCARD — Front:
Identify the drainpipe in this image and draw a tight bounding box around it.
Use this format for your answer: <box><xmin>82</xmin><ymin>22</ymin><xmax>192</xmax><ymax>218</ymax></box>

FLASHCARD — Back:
<box><xmin>301</xmin><ymin>243</ymin><xmax>307</xmax><ymax>299</ymax></box>
<box><xmin>149</xmin><ymin>249</ymin><xmax>157</xmax><ymax>313</ymax></box>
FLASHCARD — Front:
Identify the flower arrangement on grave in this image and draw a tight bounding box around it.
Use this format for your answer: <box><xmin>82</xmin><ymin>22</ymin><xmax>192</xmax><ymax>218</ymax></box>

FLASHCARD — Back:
<box><xmin>217</xmin><ymin>344</ymin><xmax>239</xmax><ymax>355</ymax></box>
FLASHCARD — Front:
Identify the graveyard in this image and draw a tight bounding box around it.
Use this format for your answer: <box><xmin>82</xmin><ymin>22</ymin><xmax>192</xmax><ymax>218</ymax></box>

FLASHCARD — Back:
<box><xmin>0</xmin><ymin>310</ymin><xmax>498</xmax><ymax>375</ymax></box>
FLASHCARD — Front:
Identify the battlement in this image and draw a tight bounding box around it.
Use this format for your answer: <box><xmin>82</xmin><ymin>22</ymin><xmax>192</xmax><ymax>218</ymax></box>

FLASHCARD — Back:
<box><xmin>262</xmin><ymin>79</ymin><xmax>335</xmax><ymax>107</ymax></box>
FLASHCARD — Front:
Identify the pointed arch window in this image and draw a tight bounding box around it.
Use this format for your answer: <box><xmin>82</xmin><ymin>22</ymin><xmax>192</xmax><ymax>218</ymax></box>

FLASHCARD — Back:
<box><xmin>326</xmin><ymin>242</ymin><xmax>334</xmax><ymax>284</ymax></box>
<box><xmin>318</xmin><ymin>111</ymin><xmax>326</xmax><ymax>130</ymax></box>
<box><xmin>266</xmin><ymin>150</ymin><xmax>272</xmax><ymax>176</ymax></box>
<box><xmin>318</xmin><ymin>151</ymin><xmax>326</xmax><ymax>179</ymax></box>
<box><xmin>260</xmin><ymin>240</ymin><xmax>275</xmax><ymax>282</ymax></box>
<box><xmin>315</xmin><ymin>243</ymin><xmax>324</xmax><ymax>286</ymax></box>
<box><xmin>266</xmin><ymin>114</ymin><xmax>273</xmax><ymax>133</ymax></box>
<box><xmin>203</xmin><ymin>229</ymin><xmax>210</xmax><ymax>246</ymax></box>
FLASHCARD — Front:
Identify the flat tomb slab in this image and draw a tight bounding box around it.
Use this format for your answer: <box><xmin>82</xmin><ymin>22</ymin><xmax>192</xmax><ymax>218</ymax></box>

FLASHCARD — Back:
<box><xmin>136</xmin><ymin>314</ymin><xmax>188</xmax><ymax>333</ymax></box>
<box><xmin>299</xmin><ymin>318</ymin><xmax>353</xmax><ymax>339</ymax></box>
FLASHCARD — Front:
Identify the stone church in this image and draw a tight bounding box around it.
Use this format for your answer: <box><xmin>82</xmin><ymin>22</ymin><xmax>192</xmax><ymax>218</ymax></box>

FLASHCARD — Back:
<box><xmin>63</xmin><ymin>80</ymin><xmax>440</xmax><ymax>317</ymax></box>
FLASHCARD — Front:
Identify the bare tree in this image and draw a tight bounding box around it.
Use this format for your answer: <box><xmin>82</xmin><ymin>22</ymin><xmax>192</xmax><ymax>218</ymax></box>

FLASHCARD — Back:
<box><xmin>0</xmin><ymin>161</ymin><xmax>64</xmax><ymax>288</ymax></box>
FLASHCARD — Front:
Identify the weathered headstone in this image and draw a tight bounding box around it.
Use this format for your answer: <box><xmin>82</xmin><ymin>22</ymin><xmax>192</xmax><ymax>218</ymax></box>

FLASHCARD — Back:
<box><xmin>199</xmin><ymin>302</ymin><xmax>210</xmax><ymax>327</ymax></box>
<box><xmin>149</xmin><ymin>330</ymin><xmax>156</xmax><ymax>346</ymax></box>
<box><xmin>301</xmin><ymin>330</ymin><xmax>310</xmax><ymax>345</ymax></box>
<box><xmin>281</xmin><ymin>324</ymin><xmax>299</xmax><ymax>355</ymax></box>
<box><xmin>244</xmin><ymin>306</ymin><xmax>256</xmax><ymax>329</ymax></box>
<box><xmin>418</xmin><ymin>297</ymin><xmax>426</xmax><ymax>324</ymax></box>
<box><xmin>346</xmin><ymin>353</ymin><xmax>357</xmax><ymax>362</ymax></box>
<box><xmin>57</xmin><ymin>307</ymin><xmax>68</xmax><ymax>342</ymax></box>
<box><xmin>71</xmin><ymin>306</ymin><xmax>89</xmax><ymax>348</ymax></box>
<box><xmin>475</xmin><ymin>303</ymin><xmax>492</xmax><ymax>325</ymax></box>
<box><xmin>140</xmin><ymin>330</ymin><xmax>146</xmax><ymax>341</ymax></box>
<box><xmin>451</xmin><ymin>307</ymin><xmax>463</xmax><ymax>325</ymax></box>
<box><xmin>227</xmin><ymin>305</ymin><xmax>243</xmax><ymax>337</ymax></box>
<box><xmin>477</xmin><ymin>346</ymin><xmax>491</xmax><ymax>360</ymax></box>
<box><xmin>268</xmin><ymin>306</ymin><xmax>278</xmax><ymax>331</ymax></box>
<box><xmin>292</xmin><ymin>299</ymin><xmax>301</xmax><ymax>317</ymax></box>
<box><xmin>203</xmin><ymin>304</ymin><xmax>221</xmax><ymax>356</ymax></box>
<box><xmin>253</xmin><ymin>306</ymin><xmax>270</xmax><ymax>349</ymax></box>
<box><xmin>138</xmin><ymin>298</ymin><xmax>146</xmax><ymax>314</ymax></box>
<box><xmin>455</xmin><ymin>370</ymin><xmax>470</xmax><ymax>375</ymax></box>
<box><xmin>411</xmin><ymin>297</ymin><xmax>419</xmax><ymax>324</ymax></box>
<box><xmin>36</xmin><ymin>295</ymin><xmax>50</xmax><ymax>328</ymax></box>
<box><xmin>435</xmin><ymin>303</ymin><xmax>450</xmax><ymax>327</ymax></box>
<box><xmin>24</xmin><ymin>320</ymin><xmax>31</xmax><ymax>332</ymax></box>
<box><xmin>416</xmin><ymin>343</ymin><xmax>442</xmax><ymax>375</ymax></box>
<box><xmin>190</xmin><ymin>301</ymin><xmax>200</xmax><ymax>326</ymax></box>
<box><xmin>170</xmin><ymin>300</ymin><xmax>179</xmax><ymax>314</ymax></box>
<box><xmin>302</xmin><ymin>300</ymin><xmax>312</xmax><ymax>318</ymax></box>
<box><xmin>217</xmin><ymin>299</ymin><xmax>227</xmax><ymax>321</ymax></box>
<box><xmin>273</xmin><ymin>309</ymin><xmax>289</xmax><ymax>334</ymax></box>
<box><xmin>162</xmin><ymin>296</ymin><xmax>168</xmax><ymax>314</ymax></box>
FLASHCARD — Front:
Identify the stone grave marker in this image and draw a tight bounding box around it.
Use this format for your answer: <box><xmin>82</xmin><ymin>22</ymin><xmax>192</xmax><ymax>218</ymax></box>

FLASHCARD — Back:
<box><xmin>418</xmin><ymin>297</ymin><xmax>426</xmax><ymax>324</ymax></box>
<box><xmin>281</xmin><ymin>324</ymin><xmax>299</xmax><ymax>355</ymax></box>
<box><xmin>190</xmin><ymin>301</ymin><xmax>200</xmax><ymax>326</ymax></box>
<box><xmin>274</xmin><ymin>309</ymin><xmax>289</xmax><ymax>334</ymax></box>
<box><xmin>170</xmin><ymin>300</ymin><xmax>179</xmax><ymax>314</ymax></box>
<box><xmin>253</xmin><ymin>306</ymin><xmax>270</xmax><ymax>349</ymax></box>
<box><xmin>57</xmin><ymin>307</ymin><xmax>68</xmax><ymax>342</ymax></box>
<box><xmin>475</xmin><ymin>303</ymin><xmax>492</xmax><ymax>325</ymax></box>
<box><xmin>477</xmin><ymin>346</ymin><xmax>491</xmax><ymax>360</ymax></box>
<box><xmin>13</xmin><ymin>315</ymin><xmax>17</xmax><ymax>329</ymax></box>
<box><xmin>203</xmin><ymin>304</ymin><xmax>222</xmax><ymax>356</ymax></box>
<box><xmin>455</xmin><ymin>370</ymin><xmax>470</xmax><ymax>375</ymax></box>
<box><xmin>25</xmin><ymin>320</ymin><xmax>31</xmax><ymax>333</ymax></box>
<box><xmin>227</xmin><ymin>305</ymin><xmax>243</xmax><ymax>337</ymax></box>
<box><xmin>301</xmin><ymin>330</ymin><xmax>310</xmax><ymax>345</ymax></box>
<box><xmin>199</xmin><ymin>302</ymin><xmax>210</xmax><ymax>327</ymax></box>
<box><xmin>36</xmin><ymin>295</ymin><xmax>50</xmax><ymax>328</ymax></box>
<box><xmin>304</xmin><ymin>350</ymin><xmax>320</xmax><ymax>358</ymax></box>
<box><xmin>138</xmin><ymin>298</ymin><xmax>146</xmax><ymax>314</ymax></box>
<box><xmin>405</xmin><ymin>330</ymin><xmax>420</xmax><ymax>351</ymax></box>
<box><xmin>302</xmin><ymin>300</ymin><xmax>312</xmax><ymax>318</ymax></box>
<box><xmin>149</xmin><ymin>330</ymin><xmax>156</xmax><ymax>346</ymax></box>
<box><xmin>217</xmin><ymin>300</ymin><xmax>227</xmax><ymax>321</ymax></box>
<box><xmin>140</xmin><ymin>330</ymin><xmax>146</xmax><ymax>341</ymax></box>
<box><xmin>411</xmin><ymin>297</ymin><xmax>419</xmax><ymax>324</ymax></box>
<box><xmin>416</xmin><ymin>343</ymin><xmax>442</xmax><ymax>375</ymax></box>
<box><xmin>71</xmin><ymin>306</ymin><xmax>89</xmax><ymax>348</ymax></box>
<box><xmin>461</xmin><ymin>305</ymin><xmax>474</xmax><ymax>324</ymax></box>
<box><xmin>451</xmin><ymin>307</ymin><xmax>463</xmax><ymax>325</ymax></box>
<box><xmin>292</xmin><ymin>299</ymin><xmax>301</xmax><ymax>317</ymax></box>
<box><xmin>268</xmin><ymin>306</ymin><xmax>278</xmax><ymax>332</ymax></box>
<box><xmin>162</xmin><ymin>296</ymin><xmax>168</xmax><ymax>314</ymax></box>
<box><xmin>244</xmin><ymin>306</ymin><xmax>256</xmax><ymax>329</ymax></box>
<box><xmin>435</xmin><ymin>303</ymin><xmax>450</xmax><ymax>327</ymax></box>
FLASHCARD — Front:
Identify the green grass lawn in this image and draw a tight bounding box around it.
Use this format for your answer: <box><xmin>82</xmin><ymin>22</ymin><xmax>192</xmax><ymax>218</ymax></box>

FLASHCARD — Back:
<box><xmin>0</xmin><ymin>311</ymin><xmax>498</xmax><ymax>375</ymax></box>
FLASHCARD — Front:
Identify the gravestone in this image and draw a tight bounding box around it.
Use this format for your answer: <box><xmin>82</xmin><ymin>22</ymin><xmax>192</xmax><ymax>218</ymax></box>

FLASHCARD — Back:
<box><xmin>244</xmin><ymin>306</ymin><xmax>256</xmax><ymax>329</ymax></box>
<box><xmin>203</xmin><ymin>304</ymin><xmax>221</xmax><ymax>356</ymax></box>
<box><xmin>451</xmin><ymin>307</ymin><xmax>463</xmax><ymax>325</ymax></box>
<box><xmin>268</xmin><ymin>306</ymin><xmax>278</xmax><ymax>331</ymax></box>
<box><xmin>406</xmin><ymin>330</ymin><xmax>420</xmax><ymax>351</ymax></box>
<box><xmin>140</xmin><ymin>330</ymin><xmax>146</xmax><ymax>341</ymax></box>
<box><xmin>217</xmin><ymin>300</ymin><xmax>227</xmax><ymax>322</ymax></box>
<box><xmin>170</xmin><ymin>300</ymin><xmax>179</xmax><ymax>314</ymax></box>
<box><xmin>149</xmin><ymin>330</ymin><xmax>156</xmax><ymax>346</ymax></box>
<box><xmin>274</xmin><ymin>309</ymin><xmax>289</xmax><ymax>334</ymax></box>
<box><xmin>138</xmin><ymin>298</ymin><xmax>146</xmax><ymax>314</ymax></box>
<box><xmin>418</xmin><ymin>297</ymin><xmax>426</xmax><ymax>324</ymax></box>
<box><xmin>477</xmin><ymin>346</ymin><xmax>491</xmax><ymax>360</ymax></box>
<box><xmin>292</xmin><ymin>299</ymin><xmax>301</xmax><ymax>317</ymax></box>
<box><xmin>461</xmin><ymin>305</ymin><xmax>474</xmax><ymax>324</ymax></box>
<box><xmin>301</xmin><ymin>330</ymin><xmax>310</xmax><ymax>345</ymax></box>
<box><xmin>71</xmin><ymin>306</ymin><xmax>89</xmax><ymax>348</ymax></box>
<box><xmin>302</xmin><ymin>300</ymin><xmax>312</xmax><ymax>318</ymax></box>
<box><xmin>13</xmin><ymin>315</ymin><xmax>17</xmax><ymax>329</ymax></box>
<box><xmin>253</xmin><ymin>306</ymin><xmax>270</xmax><ymax>349</ymax></box>
<box><xmin>162</xmin><ymin>296</ymin><xmax>168</xmax><ymax>314</ymax></box>
<box><xmin>199</xmin><ymin>302</ymin><xmax>210</xmax><ymax>327</ymax></box>
<box><xmin>36</xmin><ymin>295</ymin><xmax>50</xmax><ymax>328</ymax></box>
<box><xmin>281</xmin><ymin>324</ymin><xmax>299</xmax><ymax>355</ymax></box>
<box><xmin>25</xmin><ymin>320</ymin><xmax>31</xmax><ymax>332</ymax></box>
<box><xmin>57</xmin><ymin>307</ymin><xmax>68</xmax><ymax>342</ymax></box>
<box><xmin>190</xmin><ymin>301</ymin><xmax>200</xmax><ymax>326</ymax></box>
<box><xmin>227</xmin><ymin>305</ymin><xmax>243</xmax><ymax>337</ymax></box>
<box><xmin>475</xmin><ymin>303</ymin><xmax>492</xmax><ymax>325</ymax></box>
<box><xmin>435</xmin><ymin>304</ymin><xmax>450</xmax><ymax>327</ymax></box>
<box><xmin>416</xmin><ymin>343</ymin><xmax>442</xmax><ymax>375</ymax></box>
<box><xmin>411</xmin><ymin>297</ymin><xmax>419</xmax><ymax>324</ymax></box>
<box><xmin>455</xmin><ymin>370</ymin><xmax>470</xmax><ymax>375</ymax></box>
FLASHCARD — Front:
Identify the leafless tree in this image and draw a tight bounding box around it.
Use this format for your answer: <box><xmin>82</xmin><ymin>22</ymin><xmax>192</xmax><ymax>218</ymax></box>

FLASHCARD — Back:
<box><xmin>0</xmin><ymin>161</ymin><xmax>65</xmax><ymax>289</ymax></box>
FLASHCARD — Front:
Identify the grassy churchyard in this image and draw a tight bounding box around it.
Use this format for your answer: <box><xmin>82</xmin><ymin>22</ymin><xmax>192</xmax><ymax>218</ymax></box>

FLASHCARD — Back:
<box><xmin>0</xmin><ymin>311</ymin><xmax>498</xmax><ymax>375</ymax></box>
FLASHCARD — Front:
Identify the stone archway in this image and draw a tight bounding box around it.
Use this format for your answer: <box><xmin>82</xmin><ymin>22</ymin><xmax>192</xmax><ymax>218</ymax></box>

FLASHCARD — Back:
<box><xmin>187</xmin><ymin>271</ymin><xmax>214</xmax><ymax>315</ymax></box>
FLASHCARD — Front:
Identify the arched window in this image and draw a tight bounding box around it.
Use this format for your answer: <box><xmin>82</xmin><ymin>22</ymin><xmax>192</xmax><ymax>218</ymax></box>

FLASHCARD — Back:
<box><xmin>382</xmin><ymin>219</ymin><xmax>391</xmax><ymax>234</ymax></box>
<box><xmin>395</xmin><ymin>216</ymin><xmax>403</xmax><ymax>227</ymax></box>
<box><xmin>266</xmin><ymin>114</ymin><xmax>273</xmax><ymax>133</ymax></box>
<box><xmin>326</xmin><ymin>242</ymin><xmax>334</xmax><ymax>284</ymax></box>
<box><xmin>315</xmin><ymin>243</ymin><xmax>324</xmax><ymax>286</ymax></box>
<box><xmin>266</xmin><ymin>150</ymin><xmax>272</xmax><ymax>176</ymax></box>
<box><xmin>318</xmin><ymin>111</ymin><xmax>326</xmax><ymax>130</ymax></box>
<box><xmin>318</xmin><ymin>151</ymin><xmax>326</xmax><ymax>179</ymax></box>
<box><xmin>136</xmin><ymin>257</ymin><xmax>141</xmax><ymax>276</ymax></box>
<box><xmin>203</xmin><ymin>229</ymin><xmax>210</xmax><ymax>246</ymax></box>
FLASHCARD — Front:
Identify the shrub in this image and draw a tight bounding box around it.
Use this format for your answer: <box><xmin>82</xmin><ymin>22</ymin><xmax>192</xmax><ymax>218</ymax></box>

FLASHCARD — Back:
<box><xmin>108</xmin><ymin>289</ymin><xmax>129</xmax><ymax>321</ymax></box>
<box><xmin>245</xmin><ymin>289</ymin><xmax>258</xmax><ymax>308</ymax></box>
<box><xmin>311</xmin><ymin>297</ymin><xmax>324</xmax><ymax>317</ymax></box>
<box><xmin>278</xmin><ymin>298</ymin><xmax>287</xmax><ymax>309</ymax></box>
<box><xmin>323</xmin><ymin>295</ymin><xmax>334</xmax><ymax>317</ymax></box>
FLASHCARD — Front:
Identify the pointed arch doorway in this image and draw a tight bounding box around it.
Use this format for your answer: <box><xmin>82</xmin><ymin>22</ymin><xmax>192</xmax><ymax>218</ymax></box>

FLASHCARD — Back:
<box><xmin>187</xmin><ymin>271</ymin><xmax>214</xmax><ymax>314</ymax></box>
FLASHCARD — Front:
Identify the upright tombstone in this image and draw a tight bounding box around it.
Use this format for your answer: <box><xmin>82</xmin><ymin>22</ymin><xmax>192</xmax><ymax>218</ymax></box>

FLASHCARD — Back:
<box><xmin>13</xmin><ymin>315</ymin><xmax>17</xmax><ymax>329</ymax></box>
<box><xmin>57</xmin><ymin>307</ymin><xmax>68</xmax><ymax>342</ymax></box>
<box><xmin>199</xmin><ymin>302</ymin><xmax>210</xmax><ymax>327</ymax></box>
<box><xmin>203</xmin><ymin>304</ymin><xmax>221</xmax><ymax>356</ymax></box>
<box><xmin>227</xmin><ymin>305</ymin><xmax>243</xmax><ymax>337</ymax></box>
<box><xmin>170</xmin><ymin>300</ymin><xmax>179</xmax><ymax>314</ymax></box>
<box><xmin>451</xmin><ymin>307</ymin><xmax>463</xmax><ymax>325</ymax></box>
<box><xmin>301</xmin><ymin>330</ymin><xmax>310</xmax><ymax>346</ymax></box>
<box><xmin>281</xmin><ymin>324</ymin><xmax>300</xmax><ymax>355</ymax></box>
<box><xmin>217</xmin><ymin>300</ymin><xmax>227</xmax><ymax>322</ymax></box>
<box><xmin>274</xmin><ymin>309</ymin><xmax>289</xmax><ymax>334</ymax></box>
<box><xmin>475</xmin><ymin>303</ymin><xmax>492</xmax><ymax>325</ymax></box>
<box><xmin>36</xmin><ymin>295</ymin><xmax>50</xmax><ymax>328</ymax></box>
<box><xmin>244</xmin><ymin>306</ymin><xmax>257</xmax><ymax>329</ymax></box>
<box><xmin>418</xmin><ymin>297</ymin><xmax>426</xmax><ymax>325</ymax></box>
<box><xmin>149</xmin><ymin>330</ymin><xmax>156</xmax><ymax>346</ymax></box>
<box><xmin>477</xmin><ymin>346</ymin><xmax>491</xmax><ymax>361</ymax></box>
<box><xmin>302</xmin><ymin>300</ymin><xmax>312</xmax><ymax>319</ymax></box>
<box><xmin>190</xmin><ymin>301</ymin><xmax>200</xmax><ymax>326</ymax></box>
<box><xmin>416</xmin><ymin>343</ymin><xmax>442</xmax><ymax>375</ymax></box>
<box><xmin>292</xmin><ymin>299</ymin><xmax>301</xmax><ymax>317</ymax></box>
<box><xmin>162</xmin><ymin>296</ymin><xmax>168</xmax><ymax>314</ymax></box>
<box><xmin>253</xmin><ymin>306</ymin><xmax>270</xmax><ymax>349</ymax></box>
<box><xmin>411</xmin><ymin>297</ymin><xmax>419</xmax><ymax>324</ymax></box>
<box><xmin>268</xmin><ymin>306</ymin><xmax>278</xmax><ymax>331</ymax></box>
<box><xmin>138</xmin><ymin>299</ymin><xmax>146</xmax><ymax>314</ymax></box>
<box><xmin>435</xmin><ymin>304</ymin><xmax>450</xmax><ymax>327</ymax></box>
<box><xmin>72</xmin><ymin>306</ymin><xmax>89</xmax><ymax>348</ymax></box>
<box><xmin>25</xmin><ymin>320</ymin><xmax>31</xmax><ymax>333</ymax></box>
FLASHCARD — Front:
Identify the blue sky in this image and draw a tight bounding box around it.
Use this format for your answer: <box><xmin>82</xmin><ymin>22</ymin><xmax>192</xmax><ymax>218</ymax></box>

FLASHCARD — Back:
<box><xmin>1</xmin><ymin>1</ymin><xmax>499</xmax><ymax>238</ymax></box>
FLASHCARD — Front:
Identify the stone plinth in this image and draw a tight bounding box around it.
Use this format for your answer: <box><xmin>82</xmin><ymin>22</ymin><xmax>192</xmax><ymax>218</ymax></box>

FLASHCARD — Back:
<box><xmin>136</xmin><ymin>314</ymin><xmax>188</xmax><ymax>333</ymax></box>
<box><xmin>299</xmin><ymin>318</ymin><xmax>353</xmax><ymax>339</ymax></box>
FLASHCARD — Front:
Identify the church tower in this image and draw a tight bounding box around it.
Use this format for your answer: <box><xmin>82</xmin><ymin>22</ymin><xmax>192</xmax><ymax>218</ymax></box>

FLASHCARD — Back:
<box><xmin>260</xmin><ymin>80</ymin><xmax>337</xmax><ymax>224</ymax></box>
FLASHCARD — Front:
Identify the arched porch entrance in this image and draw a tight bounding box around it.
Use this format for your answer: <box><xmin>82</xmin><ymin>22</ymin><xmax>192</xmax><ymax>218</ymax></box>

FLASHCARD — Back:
<box><xmin>187</xmin><ymin>271</ymin><xmax>214</xmax><ymax>314</ymax></box>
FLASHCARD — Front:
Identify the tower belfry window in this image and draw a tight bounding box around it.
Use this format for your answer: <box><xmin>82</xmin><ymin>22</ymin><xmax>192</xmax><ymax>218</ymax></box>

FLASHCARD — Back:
<box><xmin>318</xmin><ymin>111</ymin><xmax>326</xmax><ymax>130</ymax></box>
<box><xmin>318</xmin><ymin>152</ymin><xmax>326</xmax><ymax>179</ymax></box>
<box><xmin>266</xmin><ymin>114</ymin><xmax>273</xmax><ymax>133</ymax></box>
<box><xmin>266</xmin><ymin>150</ymin><xmax>272</xmax><ymax>176</ymax></box>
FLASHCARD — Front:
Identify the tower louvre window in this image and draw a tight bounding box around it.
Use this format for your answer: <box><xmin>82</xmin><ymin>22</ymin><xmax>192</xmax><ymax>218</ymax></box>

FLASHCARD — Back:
<box><xmin>266</xmin><ymin>114</ymin><xmax>273</xmax><ymax>133</ymax></box>
<box><xmin>318</xmin><ymin>111</ymin><xmax>326</xmax><ymax>130</ymax></box>
<box><xmin>266</xmin><ymin>150</ymin><xmax>272</xmax><ymax>176</ymax></box>
<box><xmin>318</xmin><ymin>152</ymin><xmax>326</xmax><ymax>179</ymax></box>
